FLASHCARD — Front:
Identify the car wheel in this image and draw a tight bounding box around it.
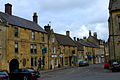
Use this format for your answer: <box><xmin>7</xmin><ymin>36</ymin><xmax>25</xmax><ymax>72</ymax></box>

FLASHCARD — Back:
<box><xmin>23</xmin><ymin>76</ymin><xmax>28</xmax><ymax>80</ymax></box>
<box><xmin>111</xmin><ymin>69</ymin><xmax>116</xmax><ymax>72</ymax></box>
<box><xmin>33</xmin><ymin>78</ymin><xmax>38</xmax><ymax>80</ymax></box>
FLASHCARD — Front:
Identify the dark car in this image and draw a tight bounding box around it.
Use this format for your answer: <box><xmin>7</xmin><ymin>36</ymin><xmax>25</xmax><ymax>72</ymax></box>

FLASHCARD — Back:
<box><xmin>9</xmin><ymin>68</ymin><xmax>40</xmax><ymax>80</ymax></box>
<box><xmin>0</xmin><ymin>70</ymin><xmax>9</xmax><ymax>80</ymax></box>
<box><xmin>78</xmin><ymin>59</ymin><xmax>89</xmax><ymax>67</ymax></box>
<box><xmin>110</xmin><ymin>61</ymin><xmax>120</xmax><ymax>72</ymax></box>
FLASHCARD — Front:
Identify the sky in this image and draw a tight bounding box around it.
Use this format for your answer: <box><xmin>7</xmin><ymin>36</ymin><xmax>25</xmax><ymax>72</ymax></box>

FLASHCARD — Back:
<box><xmin>0</xmin><ymin>0</ymin><xmax>109</xmax><ymax>41</ymax></box>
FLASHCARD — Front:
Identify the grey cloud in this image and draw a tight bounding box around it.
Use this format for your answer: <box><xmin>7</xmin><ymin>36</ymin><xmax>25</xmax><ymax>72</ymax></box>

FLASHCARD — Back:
<box><xmin>39</xmin><ymin>0</ymin><xmax>97</xmax><ymax>12</ymax></box>
<box><xmin>0</xmin><ymin>0</ymin><xmax>109</xmax><ymax>40</ymax></box>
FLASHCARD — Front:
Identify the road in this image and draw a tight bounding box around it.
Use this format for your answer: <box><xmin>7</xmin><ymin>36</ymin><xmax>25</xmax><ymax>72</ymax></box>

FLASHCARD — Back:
<box><xmin>38</xmin><ymin>64</ymin><xmax>120</xmax><ymax>80</ymax></box>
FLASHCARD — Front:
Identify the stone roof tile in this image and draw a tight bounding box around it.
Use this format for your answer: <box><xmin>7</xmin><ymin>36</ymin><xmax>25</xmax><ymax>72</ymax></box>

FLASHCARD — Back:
<box><xmin>54</xmin><ymin>33</ymin><xmax>76</xmax><ymax>47</ymax></box>
<box><xmin>0</xmin><ymin>11</ymin><xmax>46</xmax><ymax>33</ymax></box>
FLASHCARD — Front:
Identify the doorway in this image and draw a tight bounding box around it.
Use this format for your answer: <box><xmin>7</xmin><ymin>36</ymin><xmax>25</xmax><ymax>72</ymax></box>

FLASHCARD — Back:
<box><xmin>9</xmin><ymin>59</ymin><xmax>19</xmax><ymax>73</ymax></box>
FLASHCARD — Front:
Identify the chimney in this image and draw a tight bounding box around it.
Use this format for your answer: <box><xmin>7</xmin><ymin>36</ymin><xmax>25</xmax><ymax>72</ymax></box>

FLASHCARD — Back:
<box><xmin>66</xmin><ymin>31</ymin><xmax>70</xmax><ymax>36</ymax></box>
<box><xmin>93</xmin><ymin>32</ymin><xmax>97</xmax><ymax>38</ymax></box>
<box><xmin>44</xmin><ymin>24</ymin><xmax>51</xmax><ymax>32</ymax></box>
<box><xmin>33</xmin><ymin>12</ymin><xmax>38</xmax><ymax>23</ymax></box>
<box><xmin>5</xmin><ymin>3</ymin><xmax>12</xmax><ymax>15</ymax></box>
<box><xmin>77</xmin><ymin>38</ymin><xmax>80</xmax><ymax>41</ymax></box>
<box><xmin>83</xmin><ymin>36</ymin><xmax>86</xmax><ymax>39</ymax></box>
<box><xmin>89</xmin><ymin>30</ymin><xmax>91</xmax><ymax>36</ymax></box>
<box><xmin>73</xmin><ymin>37</ymin><xmax>76</xmax><ymax>41</ymax></box>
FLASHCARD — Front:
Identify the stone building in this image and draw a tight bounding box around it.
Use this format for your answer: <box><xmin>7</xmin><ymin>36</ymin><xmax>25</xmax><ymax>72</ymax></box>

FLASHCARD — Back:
<box><xmin>87</xmin><ymin>30</ymin><xmax>105</xmax><ymax>63</ymax></box>
<box><xmin>74</xmin><ymin>30</ymin><xmax>106</xmax><ymax>64</ymax></box>
<box><xmin>0</xmin><ymin>3</ymin><xmax>48</xmax><ymax>72</ymax></box>
<box><xmin>108</xmin><ymin>0</ymin><xmax>120</xmax><ymax>61</ymax></box>
<box><xmin>44</xmin><ymin>24</ymin><xmax>60</xmax><ymax>69</ymax></box>
<box><xmin>44</xmin><ymin>25</ymin><xmax>78</xmax><ymax>68</ymax></box>
<box><xmin>104</xmin><ymin>42</ymin><xmax>109</xmax><ymax>62</ymax></box>
<box><xmin>75</xmin><ymin>38</ymin><xmax>99</xmax><ymax>64</ymax></box>
<box><xmin>74</xmin><ymin>38</ymin><xmax>84</xmax><ymax>60</ymax></box>
<box><xmin>54</xmin><ymin>31</ymin><xmax>78</xmax><ymax>67</ymax></box>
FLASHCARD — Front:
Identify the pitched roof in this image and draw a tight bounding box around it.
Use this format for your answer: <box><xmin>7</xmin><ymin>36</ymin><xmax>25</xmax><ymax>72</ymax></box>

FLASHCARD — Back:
<box><xmin>78</xmin><ymin>39</ymin><xmax>99</xmax><ymax>48</ymax></box>
<box><xmin>109</xmin><ymin>0</ymin><xmax>120</xmax><ymax>11</ymax></box>
<box><xmin>74</xmin><ymin>41</ymin><xmax>83</xmax><ymax>47</ymax></box>
<box><xmin>0</xmin><ymin>11</ymin><xmax>46</xmax><ymax>33</ymax></box>
<box><xmin>54</xmin><ymin>33</ymin><xmax>76</xmax><ymax>46</ymax></box>
<box><xmin>78</xmin><ymin>40</ymin><xmax>91</xmax><ymax>47</ymax></box>
<box><xmin>85</xmin><ymin>41</ymin><xmax>99</xmax><ymax>48</ymax></box>
<box><xmin>74</xmin><ymin>41</ymin><xmax>84</xmax><ymax>51</ymax></box>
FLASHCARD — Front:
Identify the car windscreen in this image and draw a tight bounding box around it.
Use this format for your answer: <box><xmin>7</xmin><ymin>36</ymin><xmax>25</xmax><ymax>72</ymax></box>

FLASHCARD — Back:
<box><xmin>78</xmin><ymin>59</ymin><xmax>83</xmax><ymax>63</ymax></box>
<box><xmin>112</xmin><ymin>62</ymin><xmax>119</xmax><ymax>65</ymax></box>
<box><xmin>24</xmin><ymin>69</ymin><xmax>35</xmax><ymax>72</ymax></box>
<box><xmin>0</xmin><ymin>71</ymin><xmax>8</xmax><ymax>75</ymax></box>
<box><xmin>83</xmin><ymin>61</ymin><xmax>87</xmax><ymax>63</ymax></box>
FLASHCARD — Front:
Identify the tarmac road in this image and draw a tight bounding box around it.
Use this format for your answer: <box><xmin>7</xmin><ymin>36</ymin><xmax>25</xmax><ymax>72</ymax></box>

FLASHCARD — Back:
<box><xmin>38</xmin><ymin>64</ymin><xmax>120</xmax><ymax>80</ymax></box>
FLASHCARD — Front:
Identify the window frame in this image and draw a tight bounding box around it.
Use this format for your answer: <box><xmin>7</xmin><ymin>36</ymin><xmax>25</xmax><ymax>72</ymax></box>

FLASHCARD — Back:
<box><xmin>30</xmin><ymin>44</ymin><xmax>37</xmax><ymax>54</ymax></box>
<box><xmin>52</xmin><ymin>37</ymin><xmax>55</xmax><ymax>43</ymax></box>
<box><xmin>68</xmin><ymin>48</ymin><xmax>70</xmax><ymax>56</ymax></box>
<box><xmin>31</xmin><ymin>57</ymin><xmax>37</xmax><ymax>67</ymax></box>
<box><xmin>118</xmin><ymin>16</ymin><xmax>120</xmax><ymax>31</ymax></box>
<box><xmin>32</xmin><ymin>31</ymin><xmax>35</xmax><ymax>40</ymax></box>
<box><xmin>15</xmin><ymin>42</ymin><xmax>19</xmax><ymax>53</ymax></box>
<box><xmin>31</xmin><ymin>57</ymin><xmax>34</xmax><ymax>66</ymax></box>
<box><xmin>14</xmin><ymin>27</ymin><xmax>19</xmax><ymax>37</ymax></box>
<box><xmin>65</xmin><ymin>57</ymin><xmax>68</xmax><ymax>65</ymax></box>
<box><xmin>52</xmin><ymin>46</ymin><xmax>56</xmax><ymax>54</ymax></box>
<box><xmin>41</xmin><ymin>33</ymin><xmax>45</xmax><ymax>42</ymax></box>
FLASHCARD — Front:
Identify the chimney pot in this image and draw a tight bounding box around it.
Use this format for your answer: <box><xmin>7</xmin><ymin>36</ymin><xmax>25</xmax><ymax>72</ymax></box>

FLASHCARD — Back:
<box><xmin>5</xmin><ymin>3</ymin><xmax>12</xmax><ymax>15</ymax></box>
<box><xmin>77</xmin><ymin>38</ymin><xmax>79</xmax><ymax>41</ymax></box>
<box><xmin>93</xmin><ymin>32</ymin><xmax>97</xmax><ymax>38</ymax></box>
<box><xmin>44</xmin><ymin>24</ymin><xmax>51</xmax><ymax>32</ymax></box>
<box><xmin>33</xmin><ymin>12</ymin><xmax>38</xmax><ymax>23</ymax></box>
<box><xmin>83</xmin><ymin>36</ymin><xmax>86</xmax><ymax>39</ymax></box>
<box><xmin>89</xmin><ymin>30</ymin><xmax>91</xmax><ymax>36</ymax></box>
<box><xmin>73</xmin><ymin>37</ymin><xmax>76</xmax><ymax>41</ymax></box>
<box><xmin>66</xmin><ymin>31</ymin><xmax>70</xmax><ymax>36</ymax></box>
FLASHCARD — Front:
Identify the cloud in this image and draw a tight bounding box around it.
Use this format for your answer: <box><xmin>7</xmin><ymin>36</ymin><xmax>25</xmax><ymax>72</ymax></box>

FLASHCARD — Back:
<box><xmin>67</xmin><ymin>22</ymin><xmax>109</xmax><ymax>41</ymax></box>
<box><xmin>0</xmin><ymin>0</ymin><xmax>109</xmax><ymax>41</ymax></box>
<box><xmin>39</xmin><ymin>0</ymin><xmax>97</xmax><ymax>12</ymax></box>
<box><xmin>39</xmin><ymin>0</ymin><xmax>109</xmax><ymax>41</ymax></box>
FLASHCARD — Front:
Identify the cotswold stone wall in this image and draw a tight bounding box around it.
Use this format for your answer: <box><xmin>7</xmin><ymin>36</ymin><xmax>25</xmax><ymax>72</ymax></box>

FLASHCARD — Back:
<box><xmin>0</xmin><ymin>24</ymin><xmax>48</xmax><ymax>72</ymax></box>
<box><xmin>0</xmin><ymin>23</ymin><xmax>7</xmax><ymax>70</ymax></box>
<box><xmin>109</xmin><ymin>11</ymin><xmax>120</xmax><ymax>61</ymax></box>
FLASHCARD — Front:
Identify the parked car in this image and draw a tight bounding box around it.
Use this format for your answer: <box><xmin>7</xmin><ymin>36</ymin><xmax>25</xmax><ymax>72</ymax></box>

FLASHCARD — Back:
<box><xmin>0</xmin><ymin>70</ymin><xmax>9</xmax><ymax>80</ymax></box>
<box><xmin>104</xmin><ymin>62</ymin><xmax>110</xmax><ymax>69</ymax></box>
<box><xmin>110</xmin><ymin>61</ymin><xmax>120</xmax><ymax>72</ymax></box>
<box><xmin>9</xmin><ymin>68</ymin><xmax>40</xmax><ymax>80</ymax></box>
<box><xmin>78</xmin><ymin>59</ymin><xmax>89</xmax><ymax>67</ymax></box>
